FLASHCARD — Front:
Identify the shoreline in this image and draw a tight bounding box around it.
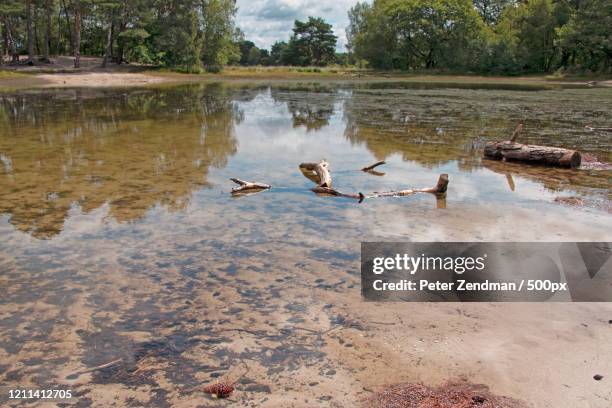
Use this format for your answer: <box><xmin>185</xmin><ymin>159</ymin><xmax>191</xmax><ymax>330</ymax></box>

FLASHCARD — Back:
<box><xmin>1</xmin><ymin>69</ymin><xmax>611</xmax><ymax>90</ymax></box>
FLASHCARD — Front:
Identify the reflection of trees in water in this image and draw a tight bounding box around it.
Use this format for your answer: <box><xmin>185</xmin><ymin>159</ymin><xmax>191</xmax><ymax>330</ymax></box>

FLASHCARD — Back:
<box><xmin>270</xmin><ymin>85</ymin><xmax>337</xmax><ymax>131</ymax></box>
<box><xmin>0</xmin><ymin>84</ymin><xmax>260</xmax><ymax>239</ymax></box>
<box><xmin>342</xmin><ymin>89</ymin><xmax>494</xmax><ymax>168</ymax></box>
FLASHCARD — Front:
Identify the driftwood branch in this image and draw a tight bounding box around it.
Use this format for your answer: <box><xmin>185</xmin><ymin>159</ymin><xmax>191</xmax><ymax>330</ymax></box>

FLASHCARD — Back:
<box><xmin>585</xmin><ymin>125</ymin><xmax>612</xmax><ymax>132</ymax></box>
<box><xmin>510</xmin><ymin>123</ymin><xmax>523</xmax><ymax>143</ymax></box>
<box><xmin>300</xmin><ymin>160</ymin><xmax>365</xmax><ymax>202</ymax></box>
<box><xmin>299</xmin><ymin>160</ymin><xmax>331</xmax><ymax>188</ymax></box>
<box><xmin>312</xmin><ymin>186</ymin><xmax>365</xmax><ymax>203</ymax></box>
<box><xmin>230</xmin><ymin>178</ymin><xmax>271</xmax><ymax>196</ymax></box>
<box><xmin>367</xmin><ymin>174</ymin><xmax>449</xmax><ymax>198</ymax></box>
<box><xmin>361</xmin><ymin>160</ymin><xmax>386</xmax><ymax>172</ymax></box>
<box><xmin>484</xmin><ymin>124</ymin><xmax>581</xmax><ymax>168</ymax></box>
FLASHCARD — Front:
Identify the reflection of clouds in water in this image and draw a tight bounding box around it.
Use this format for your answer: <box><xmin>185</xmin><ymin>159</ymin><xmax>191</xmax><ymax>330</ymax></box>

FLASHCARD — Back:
<box><xmin>0</xmin><ymin>153</ymin><xmax>12</xmax><ymax>173</ymax></box>
<box><xmin>62</xmin><ymin>202</ymin><xmax>117</xmax><ymax>236</ymax></box>
<box><xmin>342</xmin><ymin>200</ymin><xmax>610</xmax><ymax>242</ymax></box>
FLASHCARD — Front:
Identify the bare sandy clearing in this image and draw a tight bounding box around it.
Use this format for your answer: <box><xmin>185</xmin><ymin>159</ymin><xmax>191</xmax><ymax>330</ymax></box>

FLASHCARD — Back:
<box><xmin>36</xmin><ymin>72</ymin><xmax>169</xmax><ymax>87</ymax></box>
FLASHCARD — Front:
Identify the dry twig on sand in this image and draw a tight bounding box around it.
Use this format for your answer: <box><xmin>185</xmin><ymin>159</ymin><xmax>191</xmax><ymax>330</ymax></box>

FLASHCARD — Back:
<box><xmin>67</xmin><ymin>358</ymin><xmax>123</xmax><ymax>378</ymax></box>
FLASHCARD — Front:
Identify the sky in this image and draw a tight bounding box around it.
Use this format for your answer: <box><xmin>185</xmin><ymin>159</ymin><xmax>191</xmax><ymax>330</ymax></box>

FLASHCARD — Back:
<box><xmin>235</xmin><ymin>0</ymin><xmax>358</xmax><ymax>52</ymax></box>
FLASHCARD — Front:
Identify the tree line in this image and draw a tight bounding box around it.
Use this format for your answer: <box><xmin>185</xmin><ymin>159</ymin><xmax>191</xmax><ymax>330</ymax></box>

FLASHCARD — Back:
<box><xmin>0</xmin><ymin>0</ymin><xmax>240</xmax><ymax>71</ymax></box>
<box><xmin>1</xmin><ymin>0</ymin><xmax>609</xmax><ymax>73</ymax></box>
<box><xmin>237</xmin><ymin>17</ymin><xmax>342</xmax><ymax>66</ymax></box>
<box><xmin>347</xmin><ymin>0</ymin><xmax>611</xmax><ymax>74</ymax></box>
<box><xmin>0</xmin><ymin>0</ymin><xmax>341</xmax><ymax>71</ymax></box>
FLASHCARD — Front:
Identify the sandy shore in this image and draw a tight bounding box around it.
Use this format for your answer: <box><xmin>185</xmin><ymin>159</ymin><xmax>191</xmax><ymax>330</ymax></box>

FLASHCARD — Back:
<box><xmin>36</xmin><ymin>72</ymin><xmax>169</xmax><ymax>87</ymax></box>
<box><xmin>1</xmin><ymin>55</ymin><xmax>610</xmax><ymax>89</ymax></box>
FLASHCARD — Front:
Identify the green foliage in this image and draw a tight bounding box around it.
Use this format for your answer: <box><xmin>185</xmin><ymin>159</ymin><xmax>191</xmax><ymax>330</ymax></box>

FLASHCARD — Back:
<box><xmin>238</xmin><ymin>40</ymin><xmax>266</xmax><ymax>65</ymax></box>
<box><xmin>0</xmin><ymin>0</ymin><xmax>239</xmax><ymax>71</ymax></box>
<box><xmin>473</xmin><ymin>0</ymin><xmax>514</xmax><ymax>25</ymax></box>
<box><xmin>285</xmin><ymin>17</ymin><xmax>337</xmax><ymax>66</ymax></box>
<box><xmin>205</xmin><ymin>64</ymin><xmax>221</xmax><ymax>73</ymax></box>
<box><xmin>270</xmin><ymin>41</ymin><xmax>288</xmax><ymax>65</ymax></box>
<box><xmin>349</xmin><ymin>0</ymin><xmax>484</xmax><ymax>70</ymax></box>
<box><xmin>557</xmin><ymin>0</ymin><xmax>612</xmax><ymax>73</ymax></box>
<box><xmin>238</xmin><ymin>40</ymin><xmax>255</xmax><ymax>64</ymax></box>
<box><xmin>348</xmin><ymin>0</ymin><xmax>611</xmax><ymax>73</ymax></box>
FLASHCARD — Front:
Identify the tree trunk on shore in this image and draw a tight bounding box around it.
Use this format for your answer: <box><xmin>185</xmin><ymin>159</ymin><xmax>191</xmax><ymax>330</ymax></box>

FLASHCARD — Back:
<box><xmin>3</xmin><ymin>18</ymin><xmax>18</xmax><ymax>63</ymax></box>
<box><xmin>61</xmin><ymin>0</ymin><xmax>74</xmax><ymax>53</ymax></box>
<box><xmin>0</xmin><ymin>22</ymin><xmax>4</xmax><ymax>66</ymax></box>
<box><xmin>43</xmin><ymin>0</ymin><xmax>52</xmax><ymax>62</ymax></box>
<box><xmin>73</xmin><ymin>0</ymin><xmax>81</xmax><ymax>68</ymax></box>
<box><xmin>26</xmin><ymin>0</ymin><xmax>34</xmax><ymax>63</ymax></box>
<box><xmin>102</xmin><ymin>13</ymin><xmax>113</xmax><ymax>68</ymax></box>
<box><xmin>34</xmin><ymin>6</ymin><xmax>41</xmax><ymax>56</ymax></box>
<box><xmin>1</xmin><ymin>23</ymin><xmax>6</xmax><ymax>64</ymax></box>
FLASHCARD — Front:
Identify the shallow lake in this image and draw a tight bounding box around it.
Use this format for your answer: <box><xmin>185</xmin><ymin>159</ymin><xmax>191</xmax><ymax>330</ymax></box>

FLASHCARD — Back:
<box><xmin>1</xmin><ymin>82</ymin><xmax>611</xmax><ymax>407</ymax></box>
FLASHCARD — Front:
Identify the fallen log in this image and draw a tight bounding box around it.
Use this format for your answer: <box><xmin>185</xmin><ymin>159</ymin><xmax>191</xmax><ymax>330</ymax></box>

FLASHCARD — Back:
<box><xmin>368</xmin><ymin>174</ymin><xmax>449</xmax><ymax>198</ymax></box>
<box><xmin>484</xmin><ymin>141</ymin><xmax>582</xmax><ymax>168</ymax></box>
<box><xmin>230</xmin><ymin>178</ymin><xmax>271</xmax><ymax>195</ymax></box>
<box><xmin>484</xmin><ymin>124</ymin><xmax>581</xmax><ymax>168</ymax></box>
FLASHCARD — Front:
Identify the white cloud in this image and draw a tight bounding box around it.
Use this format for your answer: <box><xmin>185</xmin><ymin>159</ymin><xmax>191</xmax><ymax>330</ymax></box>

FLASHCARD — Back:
<box><xmin>236</xmin><ymin>0</ymin><xmax>357</xmax><ymax>51</ymax></box>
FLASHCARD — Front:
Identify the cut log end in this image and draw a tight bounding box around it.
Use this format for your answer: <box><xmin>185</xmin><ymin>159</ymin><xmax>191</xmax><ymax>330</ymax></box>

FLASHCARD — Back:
<box><xmin>561</xmin><ymin>150</ymin><xmax>582</xmax><ymax>169</ymax></box>
<box><xmin>433</xmin><ymin>173</ymin><xmax>449</xmax><ymax>194</ymax></box>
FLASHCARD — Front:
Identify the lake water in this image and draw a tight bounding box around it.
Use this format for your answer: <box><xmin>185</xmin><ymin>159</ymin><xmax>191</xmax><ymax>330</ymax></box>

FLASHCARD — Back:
<box><xmin>1</xmin><ymin>82</ymin><xmax>611</xmax><ymax>407</ymax></box>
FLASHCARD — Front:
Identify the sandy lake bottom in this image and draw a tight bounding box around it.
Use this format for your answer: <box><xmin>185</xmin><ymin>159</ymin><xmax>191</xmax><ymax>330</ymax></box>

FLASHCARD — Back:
<box><xmin>1</xmin><ymin>82</ymin><xmax>611</xmax><ymax>407</ymax></box>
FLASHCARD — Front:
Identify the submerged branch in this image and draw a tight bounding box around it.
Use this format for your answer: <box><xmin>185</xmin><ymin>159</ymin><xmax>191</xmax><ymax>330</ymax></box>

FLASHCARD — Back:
<box><xmin>361</xmin><ymin>160</ymin><xmax>386</xmax><ymax>172</ymax></box>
